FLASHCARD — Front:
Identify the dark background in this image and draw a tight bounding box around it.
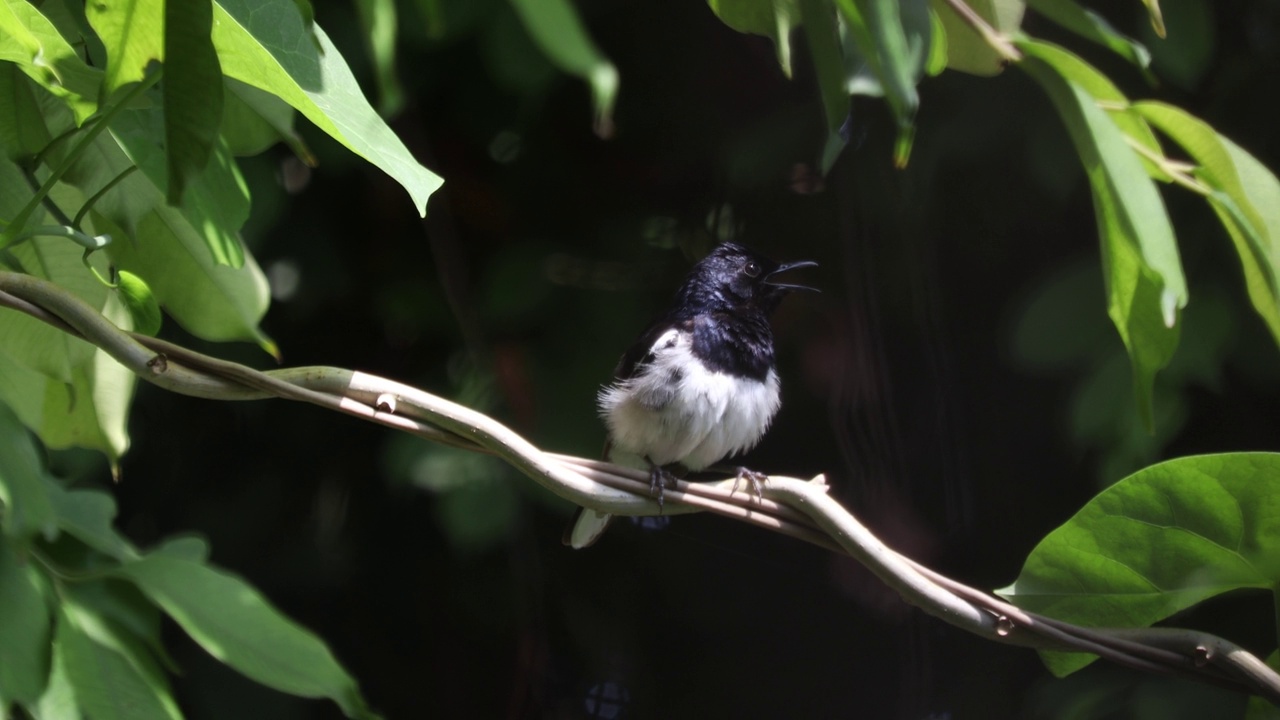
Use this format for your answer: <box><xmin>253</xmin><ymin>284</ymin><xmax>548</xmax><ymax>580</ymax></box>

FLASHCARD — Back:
<box><xmin>82</xmin><ymin>0</ymin><xmax>1280</xmax><ymax>717</ymax></box>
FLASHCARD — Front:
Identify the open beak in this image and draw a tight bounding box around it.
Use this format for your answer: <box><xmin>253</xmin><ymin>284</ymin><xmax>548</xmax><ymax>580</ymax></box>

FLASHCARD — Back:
<box><xmin>764</xmin><ymin>260</ymin><xmax>819</xmax><ymax>292</ymax></box>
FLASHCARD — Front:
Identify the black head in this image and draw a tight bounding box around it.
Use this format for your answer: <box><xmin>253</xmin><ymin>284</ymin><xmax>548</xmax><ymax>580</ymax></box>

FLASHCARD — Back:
<box><xmin>676</xmin><ymin>242</ymin><xmax>818</xmax><ymax>316</ymax></box>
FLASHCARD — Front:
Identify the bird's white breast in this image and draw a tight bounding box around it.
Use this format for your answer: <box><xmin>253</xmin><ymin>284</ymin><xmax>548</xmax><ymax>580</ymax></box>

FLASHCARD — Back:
<box><xmin>598</xmin><ymin>328</ymin><xmax>781</xmax><ymax>471</ymax></box>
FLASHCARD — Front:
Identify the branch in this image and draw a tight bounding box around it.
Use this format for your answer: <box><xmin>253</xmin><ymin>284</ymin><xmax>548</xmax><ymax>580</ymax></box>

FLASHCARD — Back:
<box><xmin>2</xmin><ymin>269</ymin><xmax>1278</xmax><ymax>704</ymax></box>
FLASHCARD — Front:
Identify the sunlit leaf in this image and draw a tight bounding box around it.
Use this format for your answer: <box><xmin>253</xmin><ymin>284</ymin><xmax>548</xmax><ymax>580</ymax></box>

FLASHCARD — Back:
<box><xmin>212</xmin><ymin>0</ymin><xmax>443</xmax><ymax>215</ymax></box>
<box><xmin>55</xmin><ymin>599</ymin><xmax>181</xmax><ymax>720</ymax></box>
<box><xmin>85</xmin><ymin>0</ymin><xmax>164</xmax><ymax>99</ymax></box>
<box><xmin>928</xmin><ymin>0</ymin><xmax>1024</xmax><ymax>75</ymax></box>
<box><xmin>1018</xmin><ymin>40</ymin><xmax>1185</xmax><ymax>430</ymax></box>
<box><xmin>1132</xmin><ymin>102</ymin><xmax>1280</xmax><ymax>351</ymax></box>
<box><xmin>0</xmin><ymin>0</ymin><xmax>102</xmax><ymax>123</ymax></box>
<box><xmin>116</xmin><ymin>270</ymin><xmax>162</xmax><ymax>336</ymax></box>
<box><xmin>999</xmin><ymin>453</ymin><xmax>1280</xmax><ymax>675</ymax></box>
<box><xmin>117</xmin><ymin>553</ymin><xmax>375</xmax><ymax>718</ymax></box>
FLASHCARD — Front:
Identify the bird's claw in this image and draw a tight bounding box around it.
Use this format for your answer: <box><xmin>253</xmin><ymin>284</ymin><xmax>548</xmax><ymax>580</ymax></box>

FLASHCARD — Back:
<box><xmin>733</xmin><ymin>467</ymin><xmax>768</xmax><ymax>502</ymax></box>
<box><xmin>646</xmin><ymin>458</ymin><xmax>678</xmax><ymax>513</ymax></box>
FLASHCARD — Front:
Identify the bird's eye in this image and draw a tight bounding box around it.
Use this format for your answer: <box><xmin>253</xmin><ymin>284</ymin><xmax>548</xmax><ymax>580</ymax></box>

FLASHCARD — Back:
<box><xmin>743</xmin><ymin>261</ymin><xmax>761</xmax><ymax>278</ymax></box>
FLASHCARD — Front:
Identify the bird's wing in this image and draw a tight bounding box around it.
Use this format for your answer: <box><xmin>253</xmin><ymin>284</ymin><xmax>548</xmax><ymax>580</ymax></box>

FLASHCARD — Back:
<box><xmin>613</xmin><ymin>317</ymin><xmax>692</xmax><ymax>380</ymax></box>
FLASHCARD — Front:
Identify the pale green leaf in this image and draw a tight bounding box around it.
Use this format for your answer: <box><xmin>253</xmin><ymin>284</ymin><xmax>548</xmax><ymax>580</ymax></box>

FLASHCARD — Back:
<box><xmin>212</xmin><ymin>0</ymin><xmax>442</xmax><ymax>215</ymax></box>
<box><xmin>0</xmin><ymin>0</ymin><xmax>101</xmax><ymax>123</ymax></box>
<box><xmin>928</xmin><ymin>0</ymin><xmax>1024</xmax><ymax>75</ymax></box>
<box><xmin>1018</xmin><ymin>40</ymin><xmax>1186</xmax><ymax>429</ymax></box>
<box><xmin>117</xmin><ymin>553</ymin><xmax>374</xmax><ymax>718</ymax></box>
<box><xmin>85</xmin><ymin>0</ymin><xmax>164</xmax><ymax>99</ymax></box>
<box><xmin>1132</xmin><ymin>101</ymin><xmax>1280</xmax><ymax>350</ymax></box>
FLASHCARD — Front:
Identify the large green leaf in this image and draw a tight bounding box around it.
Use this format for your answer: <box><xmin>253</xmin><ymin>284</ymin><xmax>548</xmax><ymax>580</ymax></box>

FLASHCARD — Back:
<box><xmin>163</xmin><ymin>0</ymin><xmax>224</xmax><ymax>204</ymax></box>
<box><xmin>1132</xmin><ymin>102</ymin><xmax>1280</xmax><ymax>351</ymax></box>
<box><xmin>1018</xmin><ymin>40</ymin><xmax>1185</xmax><ymax>430</ymax></box>
<box><xmin>928</xmin><ymin>0</ymin><xmax>1024</xmax><ymax>75</ymax></box>
<box><xmin>999</xmin><ymin>453</ymin><xmax>1280</xmax><ymax>676</ymax></box>
<box><xmin>212</xmin><ymin>0</ymin><xmax>442</xmax><ymax>215</ymax></box>
<box><xmin>507</xmin><ymin>0</ymin><xmax>618</xmax><ymax>137</ymax></box>
<box><xmin>0</xmin><ymin>0</ymin><xmax>102</xmax><ymax>123</ymax></box>
<box><xmin>117</xmin><ymin>553</ymin><xmax>375</xmax><ymax>718</ymax></box>
<box><xmin>0</xmin><ymin>402</ymin><xmax>56</xmax><ymax>541</ymax></box>
<box><xmin>0</xmin><ymin>535</ymin><xmax>51</xmax><ymax>704</ymax></box>
<box><xmin>55</xmin><ymin>599</ymin><xmax>181</xmax><ymax>720</ymax></box>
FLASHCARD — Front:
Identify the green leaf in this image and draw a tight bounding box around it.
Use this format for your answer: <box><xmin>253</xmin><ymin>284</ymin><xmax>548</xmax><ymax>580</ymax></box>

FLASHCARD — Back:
<box><xmin>85</xmin><ymin>0</ymin><xmax>164</xmax><ymax>99</ymax></box>
<box><xmin>835</xmin><ymin>0</ymin><xmax>926</xmax><ymax>165</ymax></box>
<box><xmin>55</xmin><ymin>599</ymin><xmax>181</xmax><ymax>720</ymax></box>
<box><xmin>999</xmin><ymin>453</ymin><xmax>1280</xmax><ymax>676</ymax></box>
<box><xmin>706</xmin><ymin>0</ymin><xmax>800</xmax><ymax>77</ymax></box>
<box><xmin>928</xmin><ymin>0</ymin><xmax>1024</xmax><ymax>75</ymax></box>
<box><xmin>117</xmin><ymin>553</ymin><xmax>374</xmax><ymax>718</ymax></box>
<box><xmin>44</xmin><ymin>481</ymin><xmax>138</xmax><ymax>561</ymax></box>
<box><xmin>0</xmin><ymin>535</ymin><xmax>51</xmax><ymax>704</ymax></box>
<box><xmin>116</xmin><ymin>270</ymin><xmax>163</xmax><ymax>336</ymax></box>
<box><xmin>30</xmin><ymin>634</ymin><xmax>82</xmax><ymax>720</ymax></box>
<box><xmin>354</xmin><ymin>0</ymin><xmax>404</xmax><ymax>116</ymax></box>
<box><xmin>0</xmin><ymin>164</ymin><xmax>107</xmax><ymax>382</ymax></box>
<box><xmin>212</xmin><ymin>0</ymin><xmax>443</xmax><ymax>215</ymax></box>
<box><xmin>1026</xmin><ymin>0</ymin><xmax>1151</xmax><ymax>72</ymax></box>
<box><xmin>507</xmin><ymin>0</ymin><xmax>618</xmax><ymax>138</ymax></box>
<box><xmin>1131</xmin><ymin>101</ymin><xmax>1280</xmax><ymax>351</ymax></box>
<box><xmin>1018</xmin><ymin>40</ymin><xmax>1185</xmax><ymax>430</ymax></box>
<box><xmin>163</xmin><ymin>0</ymin><xmax>224</xmax><ymax>205</ymax></box>
<box><xmin>798</xmin><ymin>0</ymin><xmax>847</xmax><ymax>171</ymax></box>
<box><xmin>0</xmin><ymin>0</ymin><xmax>102</xmax><ymax>124</ymax></box>
<box><xmin>0</xmin><ymin>63</ymin><xmax>56</xmax><ymax>159</ymax></box>
<box><xmin>0</xmin><ymin>285</ymin><xmax>138</xmax><ymax>463</ymax></box>
<box><xmin>0</xmin><ymin>402</ymin><xmax>56</xmax><ymax>541</ymax></box>
<box><xmin>220</xmin><ymin>77</ymin><xmax>312</xmax><ymax>161</ymax></box>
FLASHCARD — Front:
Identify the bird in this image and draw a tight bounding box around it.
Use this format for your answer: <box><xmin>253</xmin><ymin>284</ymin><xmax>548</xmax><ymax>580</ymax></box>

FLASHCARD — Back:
<box><xmin>564</xmin><ymin>242</ymin><xmax>817</xmax><ymax>548</ymax></box>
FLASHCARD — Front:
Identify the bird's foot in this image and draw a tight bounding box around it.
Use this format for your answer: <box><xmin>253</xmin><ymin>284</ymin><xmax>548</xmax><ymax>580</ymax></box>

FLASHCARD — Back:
<box><xmin>732</xmin><ymin>467</ymin><xmax>769</xmax><ymax>502</ymax></box>
<box><xmin>645</xmin><ymin>458</ymin><xmax>679</xmax><ymax>513</ymax></box>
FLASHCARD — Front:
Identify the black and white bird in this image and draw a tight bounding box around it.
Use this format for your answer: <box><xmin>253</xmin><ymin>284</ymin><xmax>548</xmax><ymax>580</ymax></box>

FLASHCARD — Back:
<box><xmin>565</xmin><ymin>242</ymin><xmax>817</xmax><ymax>548</ymax></box>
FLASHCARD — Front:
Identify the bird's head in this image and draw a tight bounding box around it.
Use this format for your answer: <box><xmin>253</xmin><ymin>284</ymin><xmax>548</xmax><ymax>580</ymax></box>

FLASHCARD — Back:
<box><xmin>684</xmin><ymin>242</ymin><xmax>818</xmax><ymax>314</ymax></box>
